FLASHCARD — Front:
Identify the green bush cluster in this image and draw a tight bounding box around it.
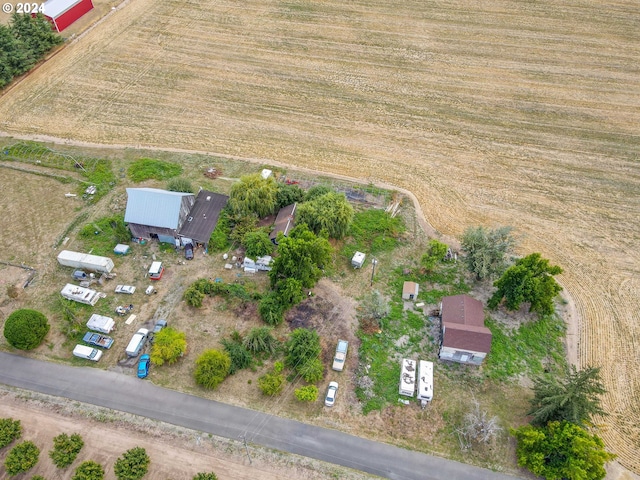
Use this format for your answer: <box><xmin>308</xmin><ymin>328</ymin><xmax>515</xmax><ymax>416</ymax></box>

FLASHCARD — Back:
<box><xmin>184</xmin><ymin>279</ymin><xmax>259</xmax><ymax>308</ymax></box>
<box><xmin>49</xmin><ymin>433</ymin><xmax>84</xmax><ymax>468</ymax></box>
<box><xmin>194</xmin><ymin>350</ymin><xmax>231</xmax><ymax>390</ymax></box>
<box><xmin>113</xmin><ymin>447</ymin><xmax>150</xmax><ymax>480</ymax></box>
<box><xmin>4</xmin><ymin>440</ymin><xmax>40</xmax><ymax>476</ymax></box>
<box><xmin>3</xmin><ymin>309</ymin><xmax>50</xmax><ymax>350</ymax></box>
<box><xmin>0</xmin><ymin>418</ymin><xmax>21</xmax><ymax>448</ymax></box>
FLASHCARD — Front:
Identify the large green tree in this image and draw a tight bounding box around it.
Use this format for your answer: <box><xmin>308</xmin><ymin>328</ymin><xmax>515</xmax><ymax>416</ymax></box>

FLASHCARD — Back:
<box><xmin>3</xmin><ymin>308</ymin><xmax>50</xmax><ymax>350</ymax></box>
<box><xmin>269</xmin><ymin>224</ymin><xmax>331</xmax><ymax>289</ymax></box>
<box><xmin>243</xmin><ymin>230</ymin><xmax>273</xmax><ymax>258</ymax></box>
<box><xmin>461</xmin><ymin>226</ymin><xmax>516</xmax><ymax>280</ymax></box>
<box><xmin>194</xmin><ymin>349</ymin><xmax>231</xmax><ymax>389</ymax></box>
<box><xmin>0</xmin><ymin>418</ymin><xmax>21</xmax><ymax>448</ymax></box>
<box><xmin>512</xmin><ymin>421</ymin><xmax>615</xmax><ymax>480</ymax></box>
<box><xmin>150</xmin><ymin>327</ymin><xmax>187</xmax><ymax>366</ymax></box>
<box><xmin>228</xmin><ymin>173</ymin><xmax>278</xmax><ymax>218</ymax></box>
<box><xmin>113</xmin><ymin>447</ymin><xmax>150</xmax><ymax>480</ymax></box>
<box><xmin>276</xmin><ymin>184</ymin><xmax>305</xmax><ymax>209</ymax></box>
<box><xmin>4</xmin><ymin>440</ymin><xmax>39</xmax><ymax>476</ymax></box>
<box><xmin>296</xmin><ymin>192</ymin><xmax>354</xmax><ymax>239</ymax></box>
<box><xmin>488</xmin><ymin>253</ymin><xmax>563</xmax><ymax>316</ymax></box>
<box><xmin>420</xmin><ymin>239</ymin><xmax>448</xmax><ymax>272</ymax></box>
<box><xmin>529</xmin><ymin>366</ymin><xmax>607</xmax><ymax>427</ymax></box>
<box><xmin>285</xmin><ymin>328</ymin><xmax>321</xmax><ymax>372</ymax></box>
<box><xmin>49</xmin><ymin>432</ymin><xmax>84</xmax><ymax>468</ymax></box>
<box><xmin>72</xmin><ymin>460</ymin><xmax>105</xmax><ymax>480</ymax></box>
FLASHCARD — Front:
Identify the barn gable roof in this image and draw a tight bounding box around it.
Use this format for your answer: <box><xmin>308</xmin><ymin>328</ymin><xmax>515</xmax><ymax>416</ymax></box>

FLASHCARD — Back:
<box><xmin>441</xmin><ymin>294</ymin><xmax>492</xmax><ymax>353</ymax></box>
<box><xmin>125</xmin><ymin>188</ymin><xmax>195</xmax><ymax>230</ymax></box>
<box><xmin>43</xmin><ymin>0</ymin><xmax>84</xmax><ymax>17</ymax></box>
<box><xmin>270</xmin><ymin>203</ymin><xmax>297</xmax><ymax>241</ymax></box>
<box><xmin>178</xmin><ymin>190</ymin><xmax>229</xmax><ymax>244</ymax></box>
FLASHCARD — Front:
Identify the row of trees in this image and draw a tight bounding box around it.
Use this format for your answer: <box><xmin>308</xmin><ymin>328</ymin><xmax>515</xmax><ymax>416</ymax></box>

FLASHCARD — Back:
<box><xmin>0</xmin><ymin>13</ymin><xmax>63</xmax><ymax>88</ymax></box>
<box><xmin>0</xmin><ymin>421</ymin><xmax>219</xmax><ymax>480</ymax></box>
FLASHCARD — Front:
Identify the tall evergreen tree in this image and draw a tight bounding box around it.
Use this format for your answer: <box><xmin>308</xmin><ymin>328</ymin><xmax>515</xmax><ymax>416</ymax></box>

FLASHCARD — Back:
<box><xmin>529</xmin><ymin>366</ymin><xmax>607</xmax><ymax>427</ymax></box>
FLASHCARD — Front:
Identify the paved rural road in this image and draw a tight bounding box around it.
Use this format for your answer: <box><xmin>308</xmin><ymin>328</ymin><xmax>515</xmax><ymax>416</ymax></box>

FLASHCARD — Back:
<box><xmin>0</xmin><ymin>352</ymin><xmax>520</xmax><ymax>480</ymax></box>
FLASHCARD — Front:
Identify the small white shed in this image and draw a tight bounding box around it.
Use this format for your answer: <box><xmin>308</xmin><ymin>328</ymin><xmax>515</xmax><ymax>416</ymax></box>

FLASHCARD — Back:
<box><xmin>351</xmin><ymin>251</ymin><xmax>366</xmax><ymax>268</ymax></box>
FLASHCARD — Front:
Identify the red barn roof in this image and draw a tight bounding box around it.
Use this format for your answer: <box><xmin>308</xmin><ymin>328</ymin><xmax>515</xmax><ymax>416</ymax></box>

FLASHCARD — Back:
<box><xmin>441</xmin><ymin>295</ymin><xmax>492</xmax><ymax>353</ymax></box>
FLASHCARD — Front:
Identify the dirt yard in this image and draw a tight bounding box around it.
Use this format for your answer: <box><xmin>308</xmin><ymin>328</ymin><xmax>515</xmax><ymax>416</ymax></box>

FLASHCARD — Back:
<box><xmin>0</xmin><ymin>0</ymin><xmax>639</xmax><ymax>472</ymax></box>
<box><xmin>0</xmin><ymin>388</ymin><xmax>372</xmax><ymax>480</ymax></box>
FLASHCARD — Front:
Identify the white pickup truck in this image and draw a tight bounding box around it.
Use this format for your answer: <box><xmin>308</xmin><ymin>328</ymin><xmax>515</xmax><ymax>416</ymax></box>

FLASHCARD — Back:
<box><xmin>332</xmin><ymin>340</ymin><xmax>349</xmax><ymax>371</ymax></box>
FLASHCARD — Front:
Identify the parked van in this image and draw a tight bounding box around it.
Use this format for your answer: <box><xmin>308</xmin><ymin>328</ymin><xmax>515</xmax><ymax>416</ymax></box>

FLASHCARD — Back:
<box><xmin>73</xmin><ymin>344</ymin><xmax>103</xmax><ymax>362</ymax></box>
<box><xmin>126</xmin><ymin>328</ymin><xmax>149</xmax><ymax>357</ymax></box>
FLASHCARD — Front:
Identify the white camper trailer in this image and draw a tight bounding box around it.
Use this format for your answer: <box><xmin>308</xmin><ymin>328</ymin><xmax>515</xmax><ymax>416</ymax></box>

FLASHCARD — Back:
<box><xmin>61</xmin><ymin>284</ymin><xmax>102</xmax><ymax>306</ymax></box>
<box><xmin>86</xmin><ymin>314</ymin><xmax>115</xmax><ymax>334</ymax></box>
<box><xmin>57</xmin><ymin>250</ymin><xmax>115</xmax><ymax>273</ymax></box>
<box><xmin>417</xmin><ymin>360</ymin><xmax>434</xmax><ymax>406</ymax></box>
<box><xmin>399</xmin><ymin>358</ymin><xmax>417</xmax><ymax>397</ymax></box>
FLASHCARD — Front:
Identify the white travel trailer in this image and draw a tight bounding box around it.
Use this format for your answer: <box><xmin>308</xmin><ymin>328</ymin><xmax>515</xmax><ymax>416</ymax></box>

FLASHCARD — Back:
<box><xmin>86</xmin><ymin>314</ymin><xmax>115</xmax><ymax>334</ymax></box>
<box><xmin>417</xmin><ymin>360</ymin><xmax>434</xmax><ymax>406</ymax></box>
<box><xmin>57</xmin><ymin>250</ymin><xmax>115</xmax><ymax>273</ymax></box>
<box><xmin>61</xmin><ymin>284</ymin><xmax>102</xmax><ymax>306</ymax></box>
<box><xmin>399</xmin><ymin>358</ymin><xmax>417</xmax><ymax>397</ymax></box>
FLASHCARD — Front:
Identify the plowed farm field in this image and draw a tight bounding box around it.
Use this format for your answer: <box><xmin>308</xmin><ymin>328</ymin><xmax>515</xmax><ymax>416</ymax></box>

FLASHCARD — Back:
<box><xmin>0</xmin><ymin>0</ymin><xmax>639</xmax><ymax>472</ymax></box>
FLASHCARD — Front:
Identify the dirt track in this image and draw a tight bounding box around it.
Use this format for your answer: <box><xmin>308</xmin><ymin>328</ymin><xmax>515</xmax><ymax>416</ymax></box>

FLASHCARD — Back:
<box><xmin>0</xmin><ymin>0</ymin><xmax>639</xmax><ymax>472</ymax></box>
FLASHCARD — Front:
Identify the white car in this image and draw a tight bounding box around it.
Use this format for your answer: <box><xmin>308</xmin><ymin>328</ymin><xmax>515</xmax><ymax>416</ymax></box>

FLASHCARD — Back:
<box><xmin>324</xmin><ymin>381</ymin><xmax>339</xmax><ymax>407</ymax></box>
<box><xmin>115</xmin><ymin>285</ymin><xmax>136</xmax><ymax>294</ymax></box>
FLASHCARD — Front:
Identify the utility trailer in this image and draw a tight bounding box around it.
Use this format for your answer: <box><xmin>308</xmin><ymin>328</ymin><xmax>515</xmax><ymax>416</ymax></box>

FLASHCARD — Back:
<box><xmin>86</xmin><ymin>313</ymin><xmax>115</xmax><ymax>333</ymax></box>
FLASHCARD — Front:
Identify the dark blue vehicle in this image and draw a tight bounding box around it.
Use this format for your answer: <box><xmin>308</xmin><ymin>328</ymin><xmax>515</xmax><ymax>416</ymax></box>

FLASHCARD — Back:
<box><xmin>137</xmin><ymin>354</ymin><xmax>150</xmax><ymax>379</ymax></box>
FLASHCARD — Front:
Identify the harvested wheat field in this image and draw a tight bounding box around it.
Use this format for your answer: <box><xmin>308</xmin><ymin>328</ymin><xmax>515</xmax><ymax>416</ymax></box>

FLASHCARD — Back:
<box><xmin>0</xmin><ymin>0</ymin><xmax>639</xmax><ymax>471</ymax></box>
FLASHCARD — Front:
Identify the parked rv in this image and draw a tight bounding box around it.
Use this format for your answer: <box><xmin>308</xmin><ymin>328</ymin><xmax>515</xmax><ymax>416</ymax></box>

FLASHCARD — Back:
<box><xmin>417</xmin><ymin>360</ymin><xmax>434</xmax><ymax>406</ymax></box>
<box><xmin>126</xmin><ymin>328</ymin><xmax>149</xmax><ymax>357</ymax></box>
<box><xmin>72</xmin><ymin>344</ymin><xmax>103</xmax><ymax>362</ymax></box>
<box><xmin>86</xmin><ymin>314</ymin><xmax>115</xmax><ymax>334</ymax></box>
<box><xmin>399</xmin><ymin>358</ymin><xmax>417</xmax><ymax>397</ymax></box>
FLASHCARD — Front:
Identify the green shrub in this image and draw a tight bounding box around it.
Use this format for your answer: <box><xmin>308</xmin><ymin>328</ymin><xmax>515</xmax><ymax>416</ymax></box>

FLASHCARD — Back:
<box><xmin>221</xmin><ymin>338</ymin><xmax>252</xmax><ymax>374</ymax></box>
<box><xmin>4</xmin><ymin>440</ymin><xmax>40</xmax><ymax>476</ymax></box>
<box><xmin>243</xmin><ymin>231</ymin><xmax>273</xmax><ymax>258</ymax></box>
<box><xmin>243</xmin><ymin>327</ymin><xmax>279</xmax><ymax>356</ymax></box>
<box><xmin>299</xmin><ymin>358</ymin><xmax>324</xmax><ymax>383</ymax></box>
<box><xmin>49</xmin><ymin>433</ymin><xmax>84</xmax><ymax>468</ymax></box>
<box><xmin>72</xmin><ymin>460</ymin><xmax>104</xmax><ymax>480</ymax></box>
<box><xmin>258</xmin><ymin>371</ymin><xmax>285</xmax><ymax>396</ymax></box>
<box><xmin>194</xmin><ymin>350</ymin><xmax>231</xmax><ymax>389</ymax></box>
<box><xmin>193</xmin><ymin>473</ymin><xmax>218</xmax><ymax>480</ymax></box>
<box><xmin>294</xmin><ymin>385</ymin><xmax>319</xmax><ymax>402</ymax></box>
<box><xmin>166</xmin><ymin>177</ymin><xmax>194</xmax><ymax>193</ymax></box>
<box><xmin>0</xmin><ymin>418</ymin><xmax>21</xmax><ymax>448</ymax></box>
<box><xmin>208</xmin><ymin>211</ymin><xmax>231</xmax><ymax>252</ymax></box>
<box><xmin>113</xmin><ymin>447</ymin><xmax>150</xmax><ymax>480</ymax></box>
<box><xmin>4</xmin><ymin>309</ymin><xmax>50</xmax><ymax>350</ymax></box>
<box><xmin>150</xmin><ymin>327</ymin><xmax>187</xmax><ymax>366</ymax></box>
<box><xmin>183</xmin><ymin>286</ymin><xmax>205</xmax><ymax>308</ymax></box>
<box><xmin>258</xmin><ymin>292</ymin><xmax>285</xmax><ymax>326</ymax></box>
<box><xmin>128</xmin><ymin>158</ymin><xmax>182</xmax><ymax>182</ymax></box>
